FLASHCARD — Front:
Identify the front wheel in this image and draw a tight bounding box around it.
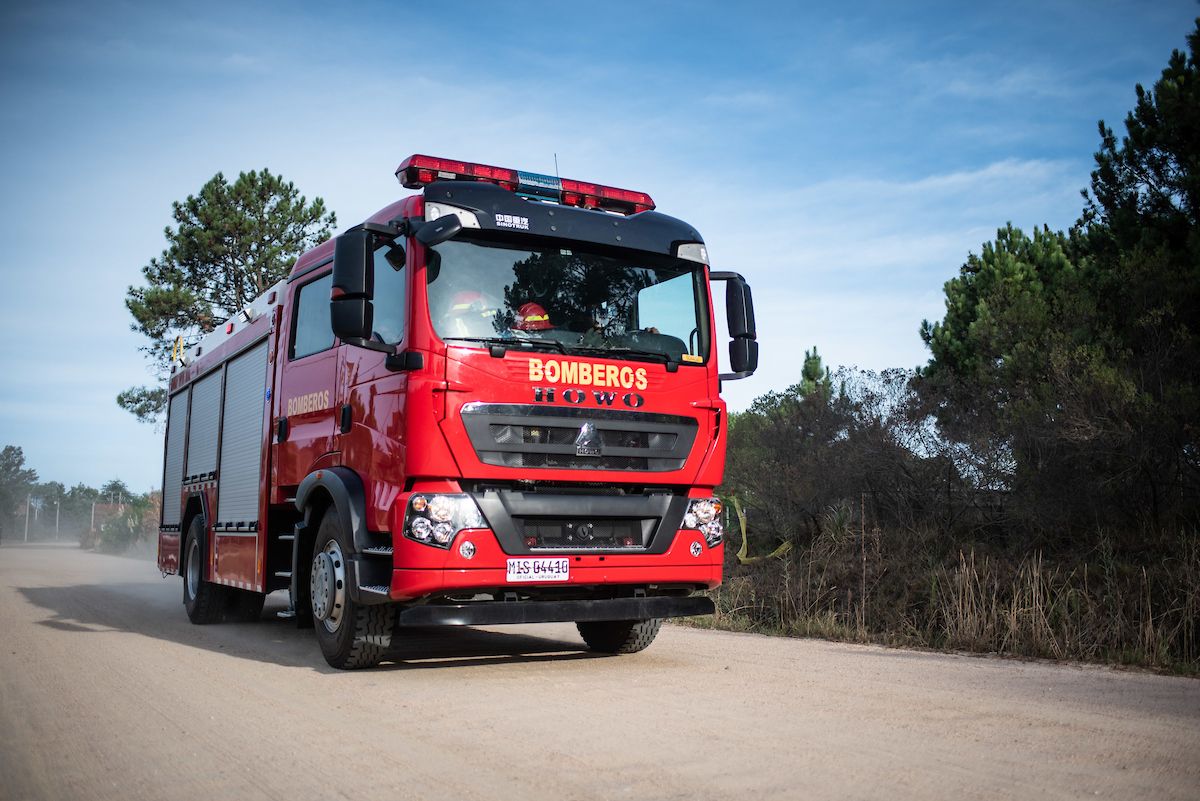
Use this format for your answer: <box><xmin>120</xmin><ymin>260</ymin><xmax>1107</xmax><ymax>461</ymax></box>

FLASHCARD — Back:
<box><xmin>576</xmin><ymin>618</ymin><xmax>662</xmax><ymax>654</ymax></box>
<box><xmin>310</xmin><ymin>513</ymin><xmax>394</xmax><ymax>669</ymax></box>
<box><xmin>182</xmin><ymin>516</ymin><xmax>227</xmax><ymax>624</ymax></box>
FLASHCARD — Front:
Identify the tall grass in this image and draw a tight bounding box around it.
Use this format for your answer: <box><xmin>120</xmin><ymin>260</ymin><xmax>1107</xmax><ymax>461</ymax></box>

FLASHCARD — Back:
<box><xmin>702</xmin><ymin>524</ymin><xmax>1200</xmax><ymax>673</ymax></box>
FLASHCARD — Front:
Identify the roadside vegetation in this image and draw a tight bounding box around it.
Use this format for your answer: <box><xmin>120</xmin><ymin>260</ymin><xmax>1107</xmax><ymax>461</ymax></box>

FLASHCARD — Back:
<box><xmin>0</xmin><ymin>445</ymin><xmax>158</xmax><ymax>553</ymax></box>
<box><xmin>710</xmin><ymin>21</ymin><xmax>1200</xmax><ymax>673</ymax></box>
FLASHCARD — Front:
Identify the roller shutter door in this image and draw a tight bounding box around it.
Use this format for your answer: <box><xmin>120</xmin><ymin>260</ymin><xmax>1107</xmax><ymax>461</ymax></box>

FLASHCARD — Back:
<box><xmin>185</xmin><ymin>370</ymin><xmax>223</xmax><ymax>480</ymax></box>
<box><xmin>217</xmin><ymin>341</ymin><xmax>269</xmax><ymax>524</ymax></box>
<box><xmin>161</xmin><ymin>389</ymin><xmax>189</xmax><ymax>526</ymax></box>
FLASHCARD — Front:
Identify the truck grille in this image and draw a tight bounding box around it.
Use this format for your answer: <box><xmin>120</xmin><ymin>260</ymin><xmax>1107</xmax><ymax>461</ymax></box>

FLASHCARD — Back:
<box><xmin>521</xmin><ymin>518</ymin><xmax>649</xmax><ymax>551</ymax></box>
<box><xmin>461</xmin><ymin>403</ymin><xmax>698</xmax><ymax>472</ymax></box>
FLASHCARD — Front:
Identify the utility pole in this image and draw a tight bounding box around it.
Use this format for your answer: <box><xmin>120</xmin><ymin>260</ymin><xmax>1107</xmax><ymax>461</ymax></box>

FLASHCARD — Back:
<box><xmin>55</xmin><ymin>500</ymin><xmax>60</xmax><ymax>540</ymax></box>
<box><xmin>24</xmin><ymin>494</ymin><xmax>30</xmax><ymax>542</ymax></box>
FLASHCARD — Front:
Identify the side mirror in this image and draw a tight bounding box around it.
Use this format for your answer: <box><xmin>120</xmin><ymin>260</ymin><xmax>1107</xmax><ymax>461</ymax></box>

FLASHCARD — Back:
<box><xmin>331</xmin><ymin>222</ymin><xmax>402</xmax><ymax>345</ymax></box>
<box><xmin>710</xmin><ymin>271</ymin><xmax>758</xmax><ymax>380</ymax></box>
<box><xmin>416</xmin><ymin>214</ymin><xmax>463</xmax><ymax>247</ymax></box>
<box><xmin>331</xmin><ymin>228</ymin><xmax>375</xmax><ymax>342</ymax></box>
<box><xmin>729</xmin><ymin>337</ymin><xmax>759</xmax><ymax>375</ymax></box>
<box><xmin>725</xmin><ymin>278</ymin><xmax>756</xmax><ymax>340</ymax></box>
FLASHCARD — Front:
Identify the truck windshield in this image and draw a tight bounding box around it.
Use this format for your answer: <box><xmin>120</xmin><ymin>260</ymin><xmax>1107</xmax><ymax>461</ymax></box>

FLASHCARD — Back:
<box><xmin>426</xmin><ymin>237</ymin><xmax>709</xmax><ymax>363</ymax></box>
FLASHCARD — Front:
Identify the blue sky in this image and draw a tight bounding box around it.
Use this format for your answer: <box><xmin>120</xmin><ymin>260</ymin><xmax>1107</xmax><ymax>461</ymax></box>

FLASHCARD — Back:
<box><xmin>0</xmin><ymin>0</ymin><xmax>1195</xmax><ymax>491</ymax></box>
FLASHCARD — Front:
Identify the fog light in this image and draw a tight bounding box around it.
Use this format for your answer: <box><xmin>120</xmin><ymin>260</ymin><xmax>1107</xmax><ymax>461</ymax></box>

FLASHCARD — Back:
<box><xmin>458</xmin><ymin>541</ymin><xmax>476</xmax><ymax>559</ymax></box>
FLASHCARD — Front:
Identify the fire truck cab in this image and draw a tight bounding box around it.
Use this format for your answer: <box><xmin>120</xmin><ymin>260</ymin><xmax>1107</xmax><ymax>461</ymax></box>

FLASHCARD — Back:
<box><xmin>158</xmin><ymin>155</ymin><xmax>758</xmax><ymax>669</ymax></box>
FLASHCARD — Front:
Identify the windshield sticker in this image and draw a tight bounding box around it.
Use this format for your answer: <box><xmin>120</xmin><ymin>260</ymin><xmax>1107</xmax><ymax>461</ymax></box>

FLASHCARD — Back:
<box><xmin>494</xmin><ymin>214</ymin><xmax>529</xmax><ymax>230</ymax></box>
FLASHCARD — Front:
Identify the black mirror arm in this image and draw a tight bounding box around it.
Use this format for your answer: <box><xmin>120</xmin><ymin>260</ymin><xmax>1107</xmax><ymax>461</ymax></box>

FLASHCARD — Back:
<box><xmin>386</xmin><ymin>216</ymin><xmax>426</xmax><ymax>237</ymax></box>
<box><xmin>340</xmin><ymin>336</ymin><xmax>393</xmax><ymax>354</ymax></box>
<box><xmin>416</xmin><ymin>214</ymin><xmax>464</xmax><ymax>247</ymax></box>
<box><xmin>337</xmin><ymin>336</ymin><xmax>423</xmax><ymax>372</ymax></box>
<box><xmin>358</xmin><ymin>221</ymin><xmax>402</xmax><ymax>240</ymax></box>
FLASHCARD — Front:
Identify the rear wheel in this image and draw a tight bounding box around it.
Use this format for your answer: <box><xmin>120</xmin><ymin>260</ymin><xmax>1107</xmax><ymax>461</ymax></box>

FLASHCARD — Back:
<box><xmin>310</xmin><ymin>513</ymin><xmax>394</xmax><ymax>669</ymax></box>
<box><xmin>576</xmin><ymin>618</ymin><xmax>662</xmax><ymax>654</ymax></box>
<box><xmin>182</xmin><ymin>516</ymin><xmax>227</xmax><ymax>624</ymax></box>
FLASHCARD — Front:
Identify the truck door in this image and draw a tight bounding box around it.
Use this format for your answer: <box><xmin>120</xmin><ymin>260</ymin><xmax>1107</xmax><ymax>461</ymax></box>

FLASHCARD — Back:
<box><xmin>273</xmin><ymin>268</ymin><xmax>340</xmax><ymax>493</ymax></box>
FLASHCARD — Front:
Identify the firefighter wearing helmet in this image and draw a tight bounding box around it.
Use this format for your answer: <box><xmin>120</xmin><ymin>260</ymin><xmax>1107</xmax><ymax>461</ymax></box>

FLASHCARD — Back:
<box><xmin>441</xmin><ymin>290</ymin><xmax>500</xmax><ymax>337</ymax></box>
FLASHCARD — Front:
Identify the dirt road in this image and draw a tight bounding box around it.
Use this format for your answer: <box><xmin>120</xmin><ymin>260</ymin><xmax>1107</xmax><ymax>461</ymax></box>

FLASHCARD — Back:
<box><xmin>1</xmin><ymin>544</ymin><xmax>1197</xmax><ymax>801</ymax></box>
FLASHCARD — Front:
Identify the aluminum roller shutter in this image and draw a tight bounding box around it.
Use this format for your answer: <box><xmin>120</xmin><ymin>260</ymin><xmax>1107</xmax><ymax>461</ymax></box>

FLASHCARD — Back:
<box><xmin>161</xmin><ymin>389</ymin><xmax>189</xmax><ymax>526</ymax></box>
<box><xmin>217</xmin><ymin>341</ymin><xmax>268</xmax><ymax>524</ymax></box>
<box><xmin>185</xmin><ymin>370</ymin><xmax>223</xmax><ymax>479</ymax></box>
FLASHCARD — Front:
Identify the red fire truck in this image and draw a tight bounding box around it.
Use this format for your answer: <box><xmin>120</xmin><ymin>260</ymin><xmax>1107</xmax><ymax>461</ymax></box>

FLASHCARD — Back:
<box><xmin>157</xmin><ymin>155</ymin><xmax>758</xmax><ymax>669</ymax></box>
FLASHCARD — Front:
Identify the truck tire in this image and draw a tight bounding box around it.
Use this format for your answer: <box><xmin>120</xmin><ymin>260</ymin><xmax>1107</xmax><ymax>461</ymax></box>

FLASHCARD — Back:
<box><xmin>310</xmin><ymin>512</ymin><xmax>394</xmax><ymax>669</ymax></box>
<box><xmin>182</xmin><ymin>516</ymin><xmax>227</xmax><ymax>624</ymax></box>
<box><xmin>226</xmin><ymin>588</ymin><xmax>266</xmax><ymax>622</ymax></box>
<box><xmin>576</xmin><ymin>618</ymin><xmax>663</xmax><ymax>654</ymax></box>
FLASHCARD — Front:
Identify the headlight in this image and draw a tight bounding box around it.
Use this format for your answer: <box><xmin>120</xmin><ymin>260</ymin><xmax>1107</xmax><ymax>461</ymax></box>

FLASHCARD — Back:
<box><xmin>428</xmin><ymin>495</ymin><xmax>455</xmax><ymax>523</ymax></box>
<box><xmin>432</xmin><ymin>522</ymin><xmax>454</xmax><ymax>544</ymax></box>
<box><xmin>683</xmin><ymin>497</ymin><xmax>723</xmax><ymax>547</ymax></box>
<box><xmin>405</xmin><ymin>493</ymin><xmax>489</xmax><ymax>548</ymax></box>
<box><xmin>410</xmin><ymin>517</ymin><xmax>433</xmax><ymax>542</ymax></box>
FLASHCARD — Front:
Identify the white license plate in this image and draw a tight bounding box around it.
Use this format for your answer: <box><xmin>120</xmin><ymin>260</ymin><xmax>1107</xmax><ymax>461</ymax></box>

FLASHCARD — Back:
<box><xmin>506</xmin><ymin>557</ymin><xmax>570</xmax><ymax>583</ymax></box>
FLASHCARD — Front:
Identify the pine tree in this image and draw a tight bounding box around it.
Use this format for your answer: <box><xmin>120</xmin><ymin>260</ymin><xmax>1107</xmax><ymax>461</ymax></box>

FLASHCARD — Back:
<box><xmin>799</xmin><ymin>346</ymin><xmax>833</xmax><ymax>400</ymax></box>
<box><xmin>119</xmin><ymin>169</ymin><xmax>336</xmax><ymax>422</ymax></box>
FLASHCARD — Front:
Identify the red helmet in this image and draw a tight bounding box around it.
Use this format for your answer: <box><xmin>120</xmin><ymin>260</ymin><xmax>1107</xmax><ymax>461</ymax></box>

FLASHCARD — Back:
<box><xmin>448</xmin><ymin>290</ymin><xmax>488</xmax><ymax>314</ymax></box>
<box><xmin>516</xmin><ymin>302</ymin><xmax>552</xmax><ymax>331</ymax></box>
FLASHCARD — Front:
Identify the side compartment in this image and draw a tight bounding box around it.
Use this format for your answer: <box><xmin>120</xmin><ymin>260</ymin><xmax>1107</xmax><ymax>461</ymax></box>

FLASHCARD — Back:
<box><xmin>157</xmin><ymin>387</ymin><xmax>191</xmax><ymax>574</ymax></box>
<box><xmin>213</xmin><ymin>340</ymin><xmax>270</xmax><ymax>591</ymax></box>
<box><xmin>183</xmin><ymin>370</ymin><xmax>223</xmax><ymax>581</ymax></box>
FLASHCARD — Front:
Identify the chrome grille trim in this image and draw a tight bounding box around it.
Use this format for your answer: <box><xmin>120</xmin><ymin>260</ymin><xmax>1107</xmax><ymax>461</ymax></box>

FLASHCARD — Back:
<box><xmin>461</xmin><ymin>404</ymin><xmax>698</xmax><ymax>472</ymax></box>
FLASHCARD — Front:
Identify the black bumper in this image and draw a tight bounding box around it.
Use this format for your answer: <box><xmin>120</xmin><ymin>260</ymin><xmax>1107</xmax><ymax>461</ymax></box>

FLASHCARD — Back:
<box><xmin>394</xmin><ymin>595</ymin><xmax>714</xmax><ymax>627</ymax></box>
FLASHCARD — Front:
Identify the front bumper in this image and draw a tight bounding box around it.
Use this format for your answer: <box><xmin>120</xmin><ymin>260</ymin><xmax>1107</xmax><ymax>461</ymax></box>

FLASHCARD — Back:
<box><xmin>395</xmin><ymin>594</ymin><xmax>715</xmax><ymax>627</ymax></box>
<box><xmin>388</xmin><ymin>527</ymin><xmax>723</xmax><ymax>600</ymax></box>
<box><xmin>345</xmin><ymin>528</ymin><xmax>722</xmax><ymax>609</ymax></box>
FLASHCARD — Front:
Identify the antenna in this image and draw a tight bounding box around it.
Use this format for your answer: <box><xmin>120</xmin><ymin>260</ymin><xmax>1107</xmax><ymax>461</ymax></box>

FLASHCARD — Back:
<box><xmin>554</xmin><ymin>152</ymin><xmax>560</xmax><ymax>178</ymax></box>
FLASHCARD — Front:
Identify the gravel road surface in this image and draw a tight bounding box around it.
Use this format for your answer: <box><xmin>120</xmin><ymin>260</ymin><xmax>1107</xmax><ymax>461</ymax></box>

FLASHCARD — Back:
<box><xmin>1</xmin><ymin>543</ymin><xmax>1197</xmax><ymax>801</ymax></box>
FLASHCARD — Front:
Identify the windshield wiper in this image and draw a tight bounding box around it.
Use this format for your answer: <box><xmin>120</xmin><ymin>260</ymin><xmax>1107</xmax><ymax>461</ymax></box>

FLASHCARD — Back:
<box><xmin>441</xmin><ymin>336</ymin><xmax>567</xmax><ymax>355</ymax></box>
<box><xmin>565</xmin><ymin>345</ymin><xmax>673</xmax><ymax>364</ymax></box>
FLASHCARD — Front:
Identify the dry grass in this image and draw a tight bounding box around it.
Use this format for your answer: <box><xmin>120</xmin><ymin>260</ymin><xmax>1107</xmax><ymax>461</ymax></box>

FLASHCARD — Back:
<box><xmin>698</xmin><ymin>526</ymin><xmax>1200</xmax><ymax>673</ymax></box>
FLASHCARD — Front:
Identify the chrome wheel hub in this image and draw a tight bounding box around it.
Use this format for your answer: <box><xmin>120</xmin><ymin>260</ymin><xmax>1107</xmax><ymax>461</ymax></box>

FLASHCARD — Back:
<box><xmin>311</xmin><ymin>540</ymin><xmax>346</xmax><ymax>633</ymax></box>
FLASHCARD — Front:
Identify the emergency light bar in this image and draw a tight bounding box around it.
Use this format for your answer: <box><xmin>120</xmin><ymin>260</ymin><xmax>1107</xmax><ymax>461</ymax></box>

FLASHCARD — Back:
<box><xmin>396</xmin><ymin>154</ymin><xmax>655</xmax><ymax>215</ymax></box>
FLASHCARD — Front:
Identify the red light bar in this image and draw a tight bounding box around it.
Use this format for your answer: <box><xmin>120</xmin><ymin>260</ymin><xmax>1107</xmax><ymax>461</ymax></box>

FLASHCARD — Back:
<box><xmin>397</xmin><ymin>154</ymin><xmax>518</xmax><ymax>191</ymax></box>
<box><xmin>560</xmin><ymin>178</ymin><xmax>654</xmax><ymax>213</ymax></box>
<box><xmin>395</xmin><ymin>154</ymin><xmax>655</xmax><ymax>215</ymax></box>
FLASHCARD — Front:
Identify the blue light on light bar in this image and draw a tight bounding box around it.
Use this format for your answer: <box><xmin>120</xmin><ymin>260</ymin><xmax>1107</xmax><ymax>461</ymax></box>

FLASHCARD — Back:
<box><xmin>516</xmin><ymin>170</ymin><xmax>562</xmax><ymax>200</ymax></box>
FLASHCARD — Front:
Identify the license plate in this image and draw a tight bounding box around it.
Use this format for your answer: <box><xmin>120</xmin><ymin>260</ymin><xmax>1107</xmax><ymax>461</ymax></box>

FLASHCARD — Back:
<box><xmin>506</xmin><ymin>557</ymin><xmax>570</xmax><ymax>582</ymax></box>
